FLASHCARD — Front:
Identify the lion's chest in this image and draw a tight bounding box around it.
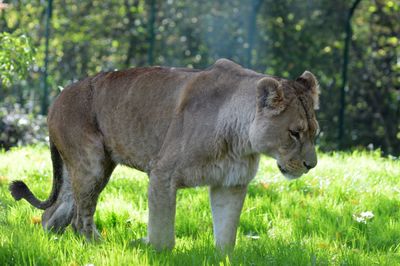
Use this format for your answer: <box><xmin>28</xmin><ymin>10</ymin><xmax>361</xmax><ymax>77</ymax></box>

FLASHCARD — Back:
<box><xmin>177</xmin><ymin>155</ymin><xmax>260</xmax><ymax>188</ymax></box>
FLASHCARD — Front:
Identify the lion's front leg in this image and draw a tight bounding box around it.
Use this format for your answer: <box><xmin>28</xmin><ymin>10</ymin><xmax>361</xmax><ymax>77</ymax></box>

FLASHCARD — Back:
<box><xmin>147</xmin><ymin>170</ymin><xmax>177</xmax><ymax>251</ymax></box>
<box><xmin>209</xmin><ymin>185</ymin><xmax>247</xmax><ymax>251</ymax></box>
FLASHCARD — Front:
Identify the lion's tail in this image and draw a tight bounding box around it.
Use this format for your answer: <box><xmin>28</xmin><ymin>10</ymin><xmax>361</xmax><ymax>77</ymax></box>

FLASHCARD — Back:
<box><xmin>9</xmin><ymin>140</ymin><xmax>63</xmax><ymax>210</ymax></box>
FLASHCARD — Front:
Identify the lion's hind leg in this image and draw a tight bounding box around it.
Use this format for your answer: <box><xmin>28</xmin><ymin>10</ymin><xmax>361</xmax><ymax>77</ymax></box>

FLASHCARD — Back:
<box><xmin>68</xmin><ymin>141</ymin><xmax>116</xmax><ymax>241</ymax></box>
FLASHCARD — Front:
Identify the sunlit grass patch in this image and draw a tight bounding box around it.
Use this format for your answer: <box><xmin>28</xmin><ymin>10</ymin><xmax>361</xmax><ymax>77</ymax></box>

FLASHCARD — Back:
<box><xmin>0</xmin><ymin>147</ymin><xmax>399</xmax><ymax>265</ymax></box>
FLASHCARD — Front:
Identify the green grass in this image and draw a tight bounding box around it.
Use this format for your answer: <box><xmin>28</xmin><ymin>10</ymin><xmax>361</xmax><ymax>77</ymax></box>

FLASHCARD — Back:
<box><xmin>0</xmin><ymin>146</ymin><xmax>400</xmax><ymax>265</ymax></box>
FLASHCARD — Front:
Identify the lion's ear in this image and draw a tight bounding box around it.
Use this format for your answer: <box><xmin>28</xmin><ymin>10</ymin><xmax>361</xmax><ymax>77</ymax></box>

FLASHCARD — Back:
<box><xmin>256</xmin><ymin>77</ymin><xmax>286</xmax><ymax>115</ymax></box>
<box><xmin>296</xmin><ymin>71</ymin><xmax>320</xmax><ymax>110</ymax></box>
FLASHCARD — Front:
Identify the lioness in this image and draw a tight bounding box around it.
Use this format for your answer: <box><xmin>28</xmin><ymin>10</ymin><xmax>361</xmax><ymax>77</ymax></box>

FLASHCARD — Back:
<box><xmin>10</xmin><ymin>59</ymin><xmax>319</xmax><ymax>251</ymax></box>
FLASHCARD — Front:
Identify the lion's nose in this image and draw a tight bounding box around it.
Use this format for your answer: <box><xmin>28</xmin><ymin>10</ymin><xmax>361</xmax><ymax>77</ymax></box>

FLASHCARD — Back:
<box><xmin>303</xmin><ymin>161</ymin><xmax>315</xmax><ymax>170</ymax></box>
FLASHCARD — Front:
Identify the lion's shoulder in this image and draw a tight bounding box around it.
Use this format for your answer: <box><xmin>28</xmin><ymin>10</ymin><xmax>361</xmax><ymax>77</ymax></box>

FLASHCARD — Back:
<box><xmin>214</xmin><ymin>58</ymin><xmax>260</xmax><ymax>76</ymax></box>
<box><xmin>213</xmin><ymin>58</ymin><xmax>242</xmax><ymax>70</ymax></box>
<box><xmin>176</xmin><ymin>59</ymin><xmax>260</xmax><ymax>112</ymax></box>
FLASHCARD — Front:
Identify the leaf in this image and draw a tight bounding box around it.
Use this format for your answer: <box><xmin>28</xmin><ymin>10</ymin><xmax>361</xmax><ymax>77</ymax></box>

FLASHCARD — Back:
<box><xmin>0</xmin><ymin>176</ymin><xmax>9</xmax><ymax>184</ymax></box>
<box><xmin>31</xmin><ymin>216</ymin><xmax>41</xmax><ymax>224</ymax></box>
<box><xmin>260</xmin><ymin>182</ymin><xmax>270</xmax><ymax>189</ymax></box>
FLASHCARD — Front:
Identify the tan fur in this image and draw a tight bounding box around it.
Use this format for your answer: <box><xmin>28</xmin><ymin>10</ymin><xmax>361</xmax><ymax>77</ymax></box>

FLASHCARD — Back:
<box><xmin>20</xmin><ymin>59</ymin><xmax>321</xmax><ymax>251</ymax></box>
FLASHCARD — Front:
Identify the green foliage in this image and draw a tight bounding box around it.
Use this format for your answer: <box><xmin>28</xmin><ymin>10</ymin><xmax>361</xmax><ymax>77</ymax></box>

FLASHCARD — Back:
<box><xmin>0</xmin><ymin>147</ymin><xmax>399</xmax><ymax>265</ymax></box>
<box><xmin>0</xmin><ymin>32</ymin><xmax>35</xmax><ymax>87</ymax></box>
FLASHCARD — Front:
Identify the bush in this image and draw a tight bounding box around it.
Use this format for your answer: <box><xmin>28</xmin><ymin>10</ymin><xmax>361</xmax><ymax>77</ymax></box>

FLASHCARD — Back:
<box><xmin>0</xmin><ymin>104</ymin><xmax>47</xmax><ymax>150</ymax></box>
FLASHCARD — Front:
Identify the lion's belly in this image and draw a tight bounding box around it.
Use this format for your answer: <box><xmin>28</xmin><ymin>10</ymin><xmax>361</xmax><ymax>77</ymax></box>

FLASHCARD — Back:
<box><xmin>99</xmin><ymin>117</ymin><xmax>173</xmax><ymax>173</ymax></box>
<box><xmin>177</xmin><ymin>155</ymin><xmax>260</xmax><ymax>188</ymax></box>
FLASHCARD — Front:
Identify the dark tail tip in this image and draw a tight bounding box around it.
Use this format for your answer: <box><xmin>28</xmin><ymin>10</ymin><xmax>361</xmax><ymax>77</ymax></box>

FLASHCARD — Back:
<box><xmin>9</xmin><ymin>180</ymin><xmax>30</xmax><ymax>201</ymax></box>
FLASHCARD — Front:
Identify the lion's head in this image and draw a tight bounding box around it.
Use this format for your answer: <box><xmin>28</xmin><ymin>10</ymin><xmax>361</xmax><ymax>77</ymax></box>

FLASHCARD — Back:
<box><xmin>249</xmin><ymin>71</ymin><xmax>320</xmax><ymax>179</ymax></box>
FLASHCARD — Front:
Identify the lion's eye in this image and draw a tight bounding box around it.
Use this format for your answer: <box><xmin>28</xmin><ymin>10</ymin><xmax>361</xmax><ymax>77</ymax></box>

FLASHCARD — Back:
<box><xmin>289</xmin><ymin>130</ymin><xmax>300</xmax><ymax>140</ymax></box>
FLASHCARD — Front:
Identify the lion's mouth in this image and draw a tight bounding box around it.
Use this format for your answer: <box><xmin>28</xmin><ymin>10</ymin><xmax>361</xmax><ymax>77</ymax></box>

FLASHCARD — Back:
<box><xmin>277</xmin><ymin>163</ymin><xmax>303</xmax><ymax>180</ymax></box>
<box><xmin>277</xmin><ymin>164</ymin><xmax>287</xmax><ymax>174</ymax></box>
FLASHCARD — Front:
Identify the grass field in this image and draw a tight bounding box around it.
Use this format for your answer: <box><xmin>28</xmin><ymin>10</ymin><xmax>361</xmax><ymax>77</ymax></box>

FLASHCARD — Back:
<box><xmin>0</xmin><ymin>146</ymin><xmax>399</xmax><ymax>265</ymax></box>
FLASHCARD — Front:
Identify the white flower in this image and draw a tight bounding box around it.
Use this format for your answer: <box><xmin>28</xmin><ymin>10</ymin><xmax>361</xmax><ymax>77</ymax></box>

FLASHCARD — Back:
<box><xmin>353</xmin><ymin>211</ymin><xmax>374</xmax><ymax>224</ymax></box>
<box><xmin>360</xmin><ymin>211</ymin><xmax>374</xmax><ymax>219</ymax></box>
<box><xmin>353</xmin><ymin>215</ymin><xmax>366</xmax><ymax>224</ymax></box>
